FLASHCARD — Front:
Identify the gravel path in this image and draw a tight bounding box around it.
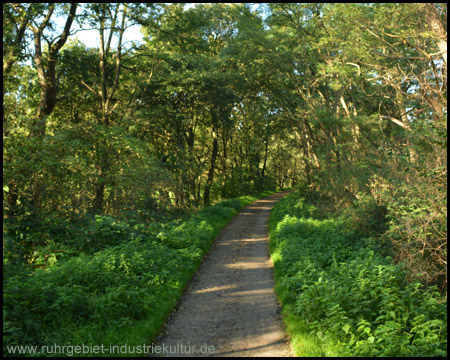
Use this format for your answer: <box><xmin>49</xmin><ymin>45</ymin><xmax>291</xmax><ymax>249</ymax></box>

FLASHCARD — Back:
<box><xmin>149</xmin><ymin>192</ymin><xmax>293</xmax><ymax>357</ymax></box>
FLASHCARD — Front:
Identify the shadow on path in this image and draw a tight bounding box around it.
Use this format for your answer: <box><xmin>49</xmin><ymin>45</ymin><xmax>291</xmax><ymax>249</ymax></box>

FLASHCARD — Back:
<box><xmin>149</xmin><ymin>192</ymin><xmax>293</xmax><ymax>357</ymax></box>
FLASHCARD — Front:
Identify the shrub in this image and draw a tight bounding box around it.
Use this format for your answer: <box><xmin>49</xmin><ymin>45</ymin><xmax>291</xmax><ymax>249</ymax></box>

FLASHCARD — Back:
<box><xmin>369</xmin><ymin>173</ymin><xmax>447</xmax><ymax>291</ymax></box>
<box><xmin>269</xmin><ymin>191</ymin><xmax>447</xmax><ymax>357</ymax></box>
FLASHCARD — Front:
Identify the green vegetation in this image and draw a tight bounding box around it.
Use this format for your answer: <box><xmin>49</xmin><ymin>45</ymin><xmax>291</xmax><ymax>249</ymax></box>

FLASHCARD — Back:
<box><xmin>4</xmin><ymin>192</ymin><xmax>274</xmax><ymax>356</ymax></box>
<box><xmin>3</xmin><ymin>2</ymin><xmax>447</xmax><ymax>357</ymax></box>
<box><xmin>269</xmin><ymin>191</ymin><xmax>447</xmax><ymax>357</ymax></box>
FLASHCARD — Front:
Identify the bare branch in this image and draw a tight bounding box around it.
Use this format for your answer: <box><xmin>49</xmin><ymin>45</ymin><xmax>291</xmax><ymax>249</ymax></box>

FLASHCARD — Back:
<box><xmin>380</xmin><ymin>115</ymin><xmax>410</xmax><ymax>130</ymax></box>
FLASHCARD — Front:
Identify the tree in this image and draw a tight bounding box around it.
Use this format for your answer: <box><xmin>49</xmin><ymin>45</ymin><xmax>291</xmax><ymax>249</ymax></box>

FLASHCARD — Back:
<box><xmin>25</xmin><ymin>3</ymin><xmax>78</xmax><ymax>137</ymax></box>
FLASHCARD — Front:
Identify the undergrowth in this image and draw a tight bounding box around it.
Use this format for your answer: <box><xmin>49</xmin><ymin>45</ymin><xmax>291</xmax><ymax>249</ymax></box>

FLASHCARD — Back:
<box><xmin>3</xmin><ymin>191</ymin><xmax>274</xmax><ymax>357</ymax></box>
<box><xmin>269</xmin><ymin>190</ymin><xmax>447</xmax><ymax>357</ymax></box>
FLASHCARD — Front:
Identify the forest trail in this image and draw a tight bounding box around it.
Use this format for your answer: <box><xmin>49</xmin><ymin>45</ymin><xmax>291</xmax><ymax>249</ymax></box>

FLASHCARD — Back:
<box><xmin>150</xmin><ymin>192</ymin><xmax>293</xmax><ymax>357</ymax></box>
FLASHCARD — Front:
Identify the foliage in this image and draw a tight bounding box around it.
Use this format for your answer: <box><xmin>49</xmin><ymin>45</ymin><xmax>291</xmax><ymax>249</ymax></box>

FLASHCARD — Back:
<box><xmin>3</xmin><ymin>192</ymin><xmax>268</xmax><ymax>356</ymax></box>
<box><xmin>269</xmin><ymin>191</ymin><xmax>447</xmax><ymax>357</ymax></box>
<box><xmin>3</xmin><ymin>2</ymin><xmax>447</xmax><ymax>356</ymax></box>
<box><xmin>369</xmin><ymin>170</ymin><xmax>447</xmax><ymax>290</ymax></box>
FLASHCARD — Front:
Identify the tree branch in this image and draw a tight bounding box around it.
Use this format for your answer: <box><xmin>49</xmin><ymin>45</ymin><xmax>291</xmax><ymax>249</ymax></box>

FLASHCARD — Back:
<box><xmin>380</xmin><ymin>115</ymin><xmax>410</xmax><ymax>130</ymax></box>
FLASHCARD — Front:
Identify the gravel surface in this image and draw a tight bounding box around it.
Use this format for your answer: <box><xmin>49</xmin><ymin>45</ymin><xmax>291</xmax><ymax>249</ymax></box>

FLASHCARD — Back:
<box><xmin>150</xmin><ymin>192</ymin><xmax>294</xmax><ymax>357</ymax></box>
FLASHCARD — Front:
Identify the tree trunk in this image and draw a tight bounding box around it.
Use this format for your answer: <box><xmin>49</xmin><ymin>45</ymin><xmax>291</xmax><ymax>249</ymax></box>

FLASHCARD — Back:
<box><xmin>422</xmin><ymin>3</ymin><xmax>447</xmax><ymax>66</ymax></box>
<box><xmin>204</xmin><ymin>127</ymin><xmax>218</xmax><ymax>206</ymax></box>
<box><xmin>92</xmin><ymin>4</ymin><xmax>126</xmax><ymax>212</ymax></box>
<box><xmin>29</xmin><ymin>3</ymin><xmax>77</xmax><ymax>137</ymax></box>
<box><xmin>261</xmin><ymin>135</ymin><xmax>269</xmax><ymax>178</ymax></box>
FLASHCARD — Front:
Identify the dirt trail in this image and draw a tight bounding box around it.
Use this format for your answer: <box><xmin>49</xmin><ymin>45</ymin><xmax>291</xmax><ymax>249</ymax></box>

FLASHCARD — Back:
<box><xmin>150</xmin><ymin>192</ymin><xmax>293</xmax><ymax>357</ymax></box>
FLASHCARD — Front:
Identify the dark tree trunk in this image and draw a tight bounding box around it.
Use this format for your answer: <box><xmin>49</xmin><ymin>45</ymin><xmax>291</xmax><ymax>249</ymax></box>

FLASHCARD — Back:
<box><xmin>204</xmin><ymin>128</ymin><xmax>218</xmax><ymax>206</ymax></box>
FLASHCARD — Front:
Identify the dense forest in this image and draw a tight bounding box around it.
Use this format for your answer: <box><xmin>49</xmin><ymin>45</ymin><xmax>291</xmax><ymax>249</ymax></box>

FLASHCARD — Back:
<box><xmin>3</xmin><ymin>3</ymin><xmax>447</xmax><ymax>357</ymax></box>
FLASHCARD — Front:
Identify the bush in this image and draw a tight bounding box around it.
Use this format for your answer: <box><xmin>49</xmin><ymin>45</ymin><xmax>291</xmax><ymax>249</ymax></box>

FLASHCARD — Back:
<box><xmin>269</xmin><ymin>191</ymin><xmax>447</xmax><ymax>357</ymax></box>
<box><xmin>368</xmin><ymin>173</ymin><xmax>447</xmax><ymax>291</ymax></box>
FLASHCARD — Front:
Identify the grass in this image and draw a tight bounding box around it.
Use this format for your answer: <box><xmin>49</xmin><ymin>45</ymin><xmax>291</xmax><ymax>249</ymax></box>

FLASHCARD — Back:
<box><xmin>281</xmin><ymin>306</ymin><xmax>330</xmax><ymax>357</ymax></box>
<box><xmin>3</xmin><ymin>190</ymin><xmax>277</xmax><ymax>357</ymax></box>
<box><xmin>268</xmin><ymin>195</ymin><xmax>327</xmax><ymax>357</ymax></box>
